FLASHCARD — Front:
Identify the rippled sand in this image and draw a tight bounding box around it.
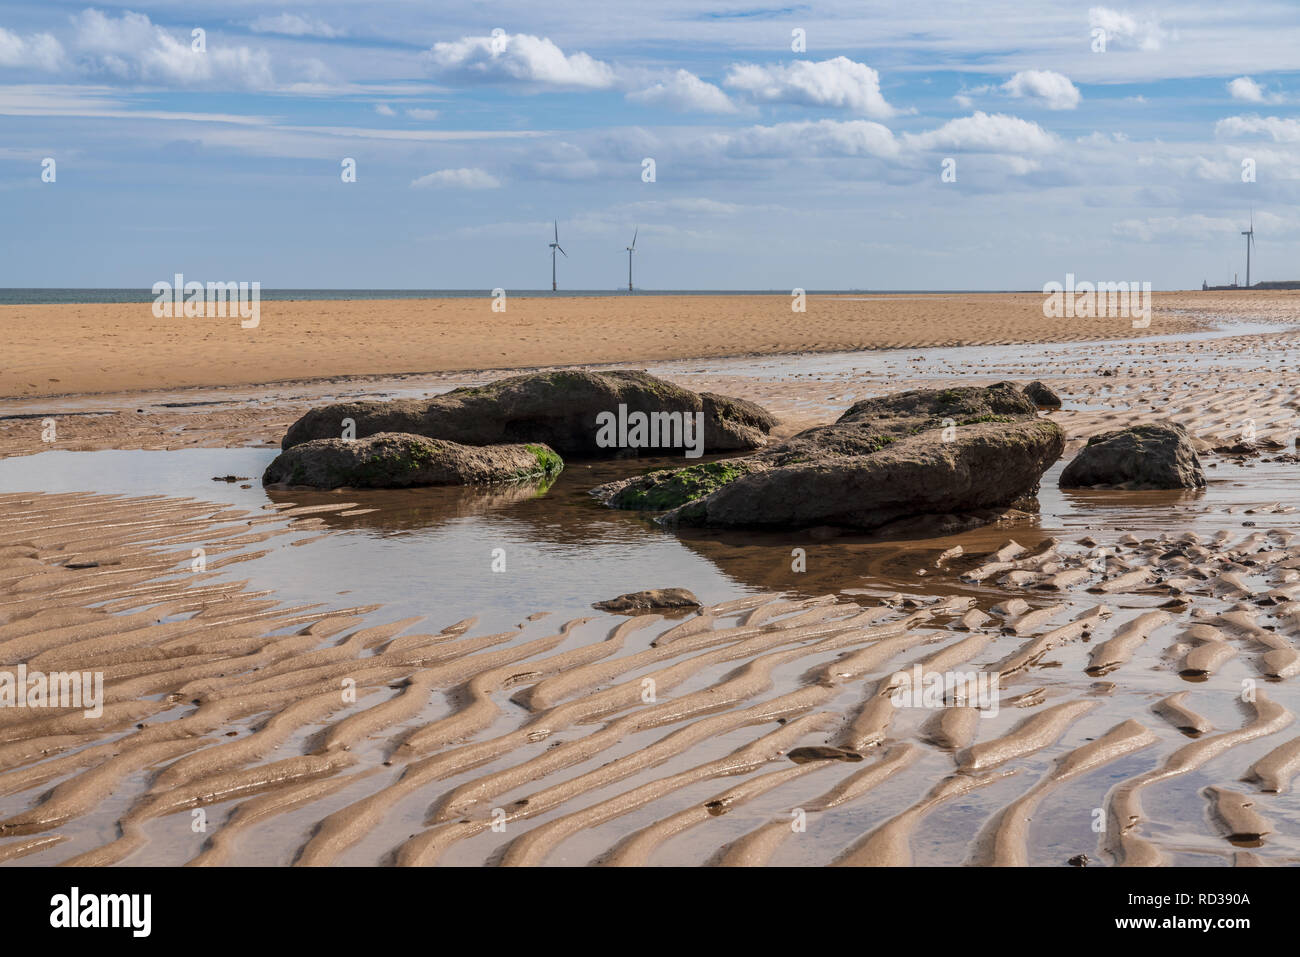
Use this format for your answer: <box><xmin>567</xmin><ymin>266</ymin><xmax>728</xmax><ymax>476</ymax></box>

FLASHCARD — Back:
<box><xmin>2</xmin><ymin>292</ymin><xmax>1300</xmax><ymax>866</ymax></box>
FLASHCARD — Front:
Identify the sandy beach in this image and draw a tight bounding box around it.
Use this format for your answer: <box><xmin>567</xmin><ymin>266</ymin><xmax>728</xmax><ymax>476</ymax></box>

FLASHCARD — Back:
<box><xmin>3</xmin><ymin>291</ymin><xmax>1300</xmax><ymax>866</ymax></box>
<box><xmin>8</xmin><ymin>290</ymin><xmax>1284</xmax><ymax>400</ymax></box>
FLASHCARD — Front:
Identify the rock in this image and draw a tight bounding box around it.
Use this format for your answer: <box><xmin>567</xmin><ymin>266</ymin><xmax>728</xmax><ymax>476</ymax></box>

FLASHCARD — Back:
<box><xmin>592</xmin><ymin>587</ymin><xmax>702</xmax><ymax>615</ymax></box>
<box><xmin>1059</xmin><ymin>422</ymin><xmax>1206</xmax><ymax>490</ymax></box>
<box><xmin>593</xmin><ymin>383</ymin><xmax>1064</xmax><ymax>532</ymax></box>
<box><xmin>1023</xmin><ymin>380</ymin><xmax>1061</xmax><ymax>408</ymax></box>
<box><xmin>1213</xmin><ymin>438</ymin><xmax>1285</xmax><ymax>457</ymax></box>
<box><xmin>787</xmin><ymin>746</ymin><xmax>863</xmax><ymax>764</ymax></box>
<box><xmin>597</xmin><ymin>459</ymin><xmax>768</xmax><ymax>511</ymax></box>
<box><xmin>262</xmin><ymin>432</ymin><xmax>563</xmax><ymax>489</ymax></box>
<box><xmin>280</xmin><ymin>370</ymin><xmax>775</xmax><ymax>458</ymax></box>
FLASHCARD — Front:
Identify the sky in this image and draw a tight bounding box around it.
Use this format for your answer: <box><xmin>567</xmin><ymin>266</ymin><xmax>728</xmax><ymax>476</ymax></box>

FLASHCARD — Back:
<box><xmin>2</xmin><ymin>1</ymin><xmax>1298</xmax><ymax>290</ymax></box>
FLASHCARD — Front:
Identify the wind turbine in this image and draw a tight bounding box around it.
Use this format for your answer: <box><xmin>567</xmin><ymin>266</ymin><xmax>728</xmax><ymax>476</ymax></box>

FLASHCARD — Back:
<box><xmin>549</xmin><ymin>220</ymin><xmax>566</xmax><ymax>292</ymax></box>
<box><xmin>626</xmin><ymin>227</ymin><xmax>637</xmax><ymax>293</ymax></box>
<box><xmin>1241</xmin><ymin>211</ymin><xmax>1255</xmax><ymax>288</ymax></box>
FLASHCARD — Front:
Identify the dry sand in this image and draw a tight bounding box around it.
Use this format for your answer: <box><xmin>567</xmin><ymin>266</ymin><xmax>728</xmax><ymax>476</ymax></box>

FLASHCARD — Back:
<box><xmin>7</xmin><ymin>290</ymin><xmax>1282</xmax><ymax>400</ymax></box>
<box><xmin>2</xmin><ymin>290</ymin><xmax>1300</xmax><ymax>866</ymax></box>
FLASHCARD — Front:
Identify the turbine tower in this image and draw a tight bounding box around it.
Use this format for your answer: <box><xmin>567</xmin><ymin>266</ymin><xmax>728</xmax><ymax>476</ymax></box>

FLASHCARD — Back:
<box><xmin>626</xmin><ymin>227</ymin><xmax>637</xmax><ymax>293</ymax></box>
<box><xmin>549</xmin><ymin>221</ymin><xmax>566</xmax><ymax>292</ymax></box>
<box><xmin>1241</xmin><ymin>211</ymin><xmax>1255</xmax><ymax>288</ymax></box>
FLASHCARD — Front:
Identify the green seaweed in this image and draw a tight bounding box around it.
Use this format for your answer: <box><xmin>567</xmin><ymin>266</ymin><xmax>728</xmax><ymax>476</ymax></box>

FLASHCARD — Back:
<box><xmin>522</xmin><ymin>443</ymin><xmax>564</xmax><ymax>477</ymax></box>
<box><xmin>619</xmin><ymin>460</ymin><xmax>749</xmax><ymax>510</ymax></box>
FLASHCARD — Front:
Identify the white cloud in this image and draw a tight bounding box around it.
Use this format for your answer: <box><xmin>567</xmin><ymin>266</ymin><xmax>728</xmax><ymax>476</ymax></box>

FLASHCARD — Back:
<box><xmin>0</xmin><ymin>83</ymin><xmax>273</xmax><ymax>123</ymax></box>
<box><xmin>723</xmin><ymin>57</ymin><xmax>896</xmax><ymax>118</ymax></box>
<box><xmin>1089</xmin><ymin>6</ymin><xmax>1166</xmax><ymax>51</ymax></box>
<box><xmin>426</xmin><ymin>32</ymin><xmax>615</xmax><ymax>89</ymax></box>
<box><xmin>627</xmin><ymin>70</ymin><xmax>736</xmax><ymax>113</ymax></box>
<box><xmin>0</xmin><ymin>27</ymin><xmax>65</xmax><ymax>72</ymax></box>
<box><xmin>406</xmin><ymin>108</ymin><xmax>440</xmax><ymax>120</ymax></box>
<box><xmin>73</xmin><ymin>10</ymin><xmax>274</xmax><ymax>89</ymax></box>
<box><xmin>1002</xmin><ymin>70</ymin><xmax>1081</xmax><ymax>110</ymax></box>
<box><xmin>718</xmin><ymin>118</ymin><xmax>901</xmax><ymax>159</ymax></box>
<box><xmin>411</xmin><ymin>167</ymin><xmax>502</xmax><ymax>189</ymax></box>
<box><xmin>249</xmin><ymin>14</ymin><xmax>343</xmax><ymax>39</ymax></box>
<box><xmin>1226</xmin><ymin>76</ymin><xmax>1283</xmax><ymax>104</ymax></box>
<box><xmin>623</xmin><ymin>198</ymin><xmax>743</xmax><ymax>215</ymax></box>
<box><xmin>1228</xmin><ymin>76</ymin><xmax>1265</xmax><ymax>103</ymax></box>
<box><xmin>374</xmin><ymin>103</ymin><xmax>395</xmax><ymax>116</ymax></box>
<box><xmin>903</xmin><ymin>112</ymin><xmax>1058</xmax><ymax>154</ymax></box>
<box><xmin>1216</xmin><ymin>114</ymin><xmax>1300</xmax><ymax>143</ymax></box>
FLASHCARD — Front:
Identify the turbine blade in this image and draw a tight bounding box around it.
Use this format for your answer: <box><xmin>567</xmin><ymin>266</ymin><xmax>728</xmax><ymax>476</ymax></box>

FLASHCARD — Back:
<box><xmin>554</xmin><ymin>220</ymin><xmax>559</xmax><ymax>242</ymax></box>
<box><xmin>557</xmin><ymin>245</ymin><xmax>567</xmax><ymax>257</ymax></box>
<box><xmin>631</xmin><ymin>227</ymin><xmax>638</xmax><ymax>249</ymax></box>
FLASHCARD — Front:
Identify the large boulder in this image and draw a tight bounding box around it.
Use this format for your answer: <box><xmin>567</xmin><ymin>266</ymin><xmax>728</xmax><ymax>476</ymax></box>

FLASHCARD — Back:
<box><xmin>262</xmin><ymin>432</ymin><xmax>563</xmax><ymax>489</ymax></box>
<box><xmin>280</xmin><ymin>370</ymin><xmax>776</xmax><ymax>458</ymax></box>
<box><xmin>1059</xmin><ymin>422</ymin><xmax>1205</xmax><ymax>490</ymax></box>
<box><xmin>593</xmin><ymin>383</ymin><xmax>1065</xmax><ymax>531</ymax></box>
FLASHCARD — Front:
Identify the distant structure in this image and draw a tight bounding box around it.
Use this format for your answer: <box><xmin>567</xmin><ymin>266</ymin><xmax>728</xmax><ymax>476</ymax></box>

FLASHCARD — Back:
<box><xmin>549</xmin><ymin>221</ymin><xmax>567</xmax><ymax>292</ymax></box>
<box><xmin>1242</xmin><ymin>211</ymin><xmax>1255</xmax><ymax>289</ymax></box>
<box><xmin>1201</xmin><ymin>212</ymin><xmax>1278</xmax><ymax>290</ymax></box>
<box><xmin>626</xmin><ymin>227</ymin><xmax>638</xmax><ymax>293</ymax></box>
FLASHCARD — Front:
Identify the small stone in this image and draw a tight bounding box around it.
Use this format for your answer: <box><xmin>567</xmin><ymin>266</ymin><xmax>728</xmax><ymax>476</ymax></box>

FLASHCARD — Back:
<box><xmin>593</xmin><ymin>587</ymin><xmax>701</xmax><ymax>615</ymax></box>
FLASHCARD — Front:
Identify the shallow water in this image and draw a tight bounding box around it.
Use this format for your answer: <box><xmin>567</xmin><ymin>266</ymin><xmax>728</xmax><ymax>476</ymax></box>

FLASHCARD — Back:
<box><xmin>0</xmin><ymin>443</ymin><xmax>1293</xmax><ymax>631</ymax></box>
<box><xmin>6</xmin><ymin>326</ymin><xmax>1300</xmax><ymax>866</ymax></box>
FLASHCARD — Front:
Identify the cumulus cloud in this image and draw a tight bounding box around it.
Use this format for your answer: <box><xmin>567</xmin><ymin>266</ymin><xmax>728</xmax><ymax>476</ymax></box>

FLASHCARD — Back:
<box><xmin>1088</xmin><ymin>6</ymin><xmax>1166</xmax><ymax>51</ymax></box>
<box><xmin>902</xmin><ymin>111</ymin><xmax>1058</xmax><ymax>154</ymax></box>
<box><xmin>1226</xmin><ymin>76</ymin><xmax>1283</xmax><ymax>104</ymax></box>
<box><xmin>374</xmin><ymin>102</ymin><xmax>395</xmax><ymax>116</ymax></box>
<box><xmin>1002</xmin><ymin>70</ymin><xmax>1081</xmax><ymax>110</ymax></box>
<box><xmin>627</xmin><ymin>70</ymin><xmax>736</xmax><ymax>113</ymax></box>
<box><xmin>723</xmin><ymin>56</ymin><xmax>896</xmax><ymax>118</ymax></box>
<box><xmin>249</xmin><ymin>14</ymin><xmax>343</xmax><ymax>39</ymax></box>
<box><xmin>0</xmin><ymin>27</ymin><xmax>65</xmax><ymax>71</ymax></box>
<box><xmin>73</xmin><ymin>9</ymin><xmax>274</xmax><ymax>88</ymax></box>
<box><xmin>1228</xmin><ymin>76</ymin><xmax>1265</xmax><ymax>102</ymax></box>
<box><xmin>426</xmin><ymin>32</ymin><xmax>615</xmax><ymax>89</ymax></box>
<box><xmin>411</xmin><ymin>167</ymin><xmax>501</xmax><ymax>189</ymax></box>
<box><xmin>1216</xmin><ymin>114</ymin><xmax>1300</xmax><ymax>142</ymax></box>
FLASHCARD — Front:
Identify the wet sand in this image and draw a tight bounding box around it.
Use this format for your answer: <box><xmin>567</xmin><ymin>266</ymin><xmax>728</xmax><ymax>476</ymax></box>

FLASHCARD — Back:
<box><xmin>2</xmin><ymin>291</ymin><xmax>1300</xmax><ymax>866</ymax></box>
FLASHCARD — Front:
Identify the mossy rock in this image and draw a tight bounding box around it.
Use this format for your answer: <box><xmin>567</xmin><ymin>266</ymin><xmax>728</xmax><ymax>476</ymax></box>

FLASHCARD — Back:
<box><xmin>263</xmin><ymin>432</ymin><xmax>563</xmax><ymax>490</ymax></box>
<box><xmin>595</xmin><ymin>459</ymin><xmax>764</xmax><ymax>511</ymax></box>
<box><xmin>280</xmin><ymin>369</ymin><xmax>777</xmax><ymax>459</ymax></box>
<box><xmin>592</xmin><ymin>382</ymin><xmax>1065</xmax><ymax>532</ymax></box>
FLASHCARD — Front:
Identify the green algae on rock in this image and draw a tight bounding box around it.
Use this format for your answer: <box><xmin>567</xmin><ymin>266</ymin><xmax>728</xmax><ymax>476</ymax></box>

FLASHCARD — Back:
<box><xmin>263</xmin><ymin>432</ymin><xmax>563</xmax><ymax>489</ymax></box>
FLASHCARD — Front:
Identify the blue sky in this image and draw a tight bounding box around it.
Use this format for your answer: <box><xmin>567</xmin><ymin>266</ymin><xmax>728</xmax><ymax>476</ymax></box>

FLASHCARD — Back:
<box><xmin>2</xmin><ymin>1</ymin><xmax>1298</xmax><ymax>289</ymax></box>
